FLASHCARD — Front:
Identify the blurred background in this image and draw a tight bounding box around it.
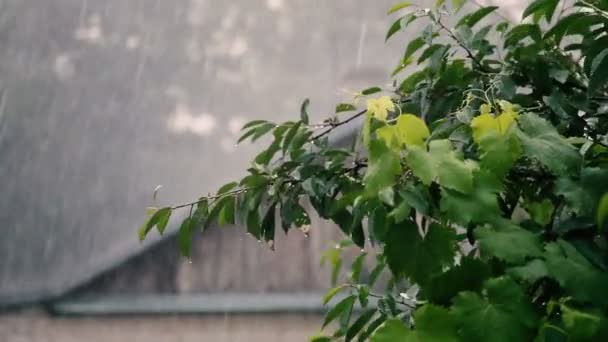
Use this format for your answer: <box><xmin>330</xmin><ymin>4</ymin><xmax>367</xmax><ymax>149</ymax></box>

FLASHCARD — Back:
<box><xmin>0</xmin><ymin>0</ymin><xmax>522</xmax><ymax>341</ymax></box>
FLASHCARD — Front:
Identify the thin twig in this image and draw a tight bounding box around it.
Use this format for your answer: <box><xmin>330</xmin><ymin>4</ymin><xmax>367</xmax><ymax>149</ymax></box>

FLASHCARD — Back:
<box><xmin>311</xmin><ymin>109</ymin><xmax>367</xmax><ymax>141</ymax></box>
<box><xmin>435</xmin><ymin>17</ymin><xmax>493</xmax><ymax>73</ymax></box>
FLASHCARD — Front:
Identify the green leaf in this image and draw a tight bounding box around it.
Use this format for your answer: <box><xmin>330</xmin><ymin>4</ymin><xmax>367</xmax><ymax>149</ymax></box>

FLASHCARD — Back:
<box><xmin>425</xmin><ymin>257</ymin><xmax>491</xmax><ymax>305</ymax></box>
<box><xmin>300</xmin><ymin>98</ymin><xmax>310</xmax><ymax>124</ymax></box>
<box><xmin>457</xmin><ymin>6</ymin><xmax>499</xmax><ymax>28</ymax></box>
<box><xmin>323</xmin><ymin>295</ymin><xmax>356</xmax><ymax>328</ymax></box>
<box><xmin>516</xmin><ymin>114</ymin><xmax>582</xmax><ymax>176</ymax></box>
<box><xmin>246</xmin><ymin>209</ymin><xmax>261</xmax><ymax>239</ymax></box>
<box><xmin>508</xmin><ymin>259</ymin><xmax>549</xmax><ymax>283</ymax></box>
<box><xmin>522</xmin><ymin>0</ymin><xmax>559</xmax><ymax>22</ymax></box>
<box><xmin>440</xmin><ymin>170</ymin><xmax>502</xmax><ymax>225</ymax></box>
<box><xmin>139</xmin><ymin>207</ymin><xmax>172</xmax><ymax>240</ymax></box>
<box><xmin>369</xmin><ymin>204</ymin><xmax>389</xmax><ymax>242</ymax></box>
<box><xmin>403</xmin><ymin>37</ymin><xmax>425</xmax><ymax>61</ymax></box>
<box><xmin>387</xmin><ymin>2</ymin><xmax>412</xmax><ymax>15</ymax></box>
<box><xmin>362</xmin><ymin>86</ymin><xmax>382</xmax><ymax>95</ymax></box>
<box><xmin>191</xmin><ymin>199</ymin><xmax>209</xmax><ymax>231</ymax></box>
<box><xmin>556</xmin><ymin>168</ymin><xmax>608</xmax><ymax>218</ymax></box>
<box><xmin>507</xmin><ymin>24</ymin><xmax>543</xmax><ymax>47</ymax></box>
<box><xmin>597</xmin><ymin>193</ymin><xmax>608</xmax><ymax>229</ymax></box>
<box><xmin>437</xmin><ymin>156</ymin><xmax>475</xmax><ymax>194</ymax></box>
<box><xmin>543</xmin><ymin>240</ymin><xmax>608</xmax><ymax>305</ymax></box>
<box><xmin>477</xmin><ymin>130</ymin><xmax>521</xmax><ymax>180</ymax></box>
<box><xmin>336</xmin><ymin>103</ymin><xmax>357</xmax><ymax>113</ymax></box>
<box><xmin>452</xmin><ymin>277</ymin><xmax>538</xmax><ymax>342</ymax></box>
<box><xmin>475</xmin><ymin>220</ymin><xmax>543</xmax><ymax>263</ymax></box>
<box><xmin>218</xmin><ymin>196</ymin><xmax>236</xmax><ymax>226</ymax></box>
<box><xmin>178</xmin><ymin>217</ymin><xmax>194</xmax><ymax>257</ymax></box>
<box><xmin>405</xmin><ymin>145</ymin><xmax>436</xmax><ymax>185</ymax></box>
<box><xmin>261</xmin><ymin>203</ymin><xmax>277</xmax><ymax>244</ymax></box>
<box><xmin>561</xmin><ymin>305</ymin><xmax>607</xmax><ymax>340</ymax></box>
<box><xmin>247</xmin><ymin>122</ymin><xmax>275</xmax><ymax>143</ymax></box>
<box><xmin>324</xmin><ymin>284</ymin><xmax>347</xmax><ymax>305</ymax></box>
<box><xmin>241</xmin><ymin>119</ymin><xmax>268</xmax><ymax>130</ymax></box>
<box><xmin>406</xmin><ymin>139</ymin><xmax>455</xmax><ymax>186</ymax></box>
<box><xmin>588</xmin><ymin>48</ymin><xmax>608</xmax><ymax>94</ymax></box>
<box><xmin>282</xmin><ymin>121</ymin><xmax>303</xmax><ymax>155</ymax></box>
<box><xmin>359</xmin><ymin>315</ymin><xmax>388</xmax><ymax>341</ymax></box>
<box><xmin>384</xmin><ymin>221</ymin><xmax>456</xmax><ymax>286</ymax></box>
<box><xmin>346</xmin><ymin>309</ymin><xmax>377</xmax><ymax>341</ymax></box>
<box><xmin>350</xmin><ymin>253</ymin><xmax>367</xmax><ymax>282</ymax></box>
<box><xmin>310</xmin><ymin>336</ymin><xmax>332</xmax><ymax>342</ymax></box>
<box><xmin>363</xmin><ymin>140</ymin><xmax>401</xmax><ymax>196</ymax></box>
<box><xmin>526</xmin><ymin>199</ymin><xmax>554</xmax><ymax>226</ymax></box>
<box><xmin>452</xmin><ymin>0</ymin><xmax>465</xmax><ymax>12</ymax></box>
<box><xmin>542</xmin><ymin>91</ymin><xmax>570</xmax><ymax>119</ymax></box>
<box><xmin>370</xmin><ymin>319</ymin><xmax>409</xmax><ymax>342</ymax></box>
<box><xmin>394</xmin><ymin>114</ymin><xmax>430</xmax><ymax>147</ymax></box>
<box><xmin>411</xmin><ymin>304</ymin><xmax>459</xmax><ymax>341</ymax></box>
<box><xmin>386</xmin><ymin>17</ymin><xmax>404</xmax><ymax>41</ymax></box>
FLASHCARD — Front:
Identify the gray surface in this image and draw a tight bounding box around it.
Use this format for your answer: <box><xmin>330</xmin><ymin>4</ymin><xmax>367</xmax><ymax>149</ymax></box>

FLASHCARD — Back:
<box><xmin>50</xmin><ymin>293</ymin><xmax>345</xmax><ymax>315</ymax></box>
<box><xmin>0</xmin><ymin>0</ymin><xmax>408</xmax><ymax>306</ymax></box>
<box><xmin>0</xmin><ymin>0</ymin><xmax>522</xmax><ymax>306</ymax></box>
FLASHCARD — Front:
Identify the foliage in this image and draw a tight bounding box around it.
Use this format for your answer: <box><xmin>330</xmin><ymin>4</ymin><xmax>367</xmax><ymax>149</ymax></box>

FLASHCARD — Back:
<box><xmin>141</xmin><ymin>0</ymin><xmax>608</xmax><ymax>340</ymax></box>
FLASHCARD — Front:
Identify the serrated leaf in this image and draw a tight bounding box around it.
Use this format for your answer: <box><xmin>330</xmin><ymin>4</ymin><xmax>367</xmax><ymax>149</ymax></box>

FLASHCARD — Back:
<box><xmin>440</xmin><ymin>170</ymin><xmax>502</xmax><ymax>224</ymax></box>
<box><xmin>516</xmin><ymin>114</ymin><xmax>582</xmax><ymax>176</ymax></box>
<box><xmin>384</xmin><ymin>221</ymin><xmax>456</xmax><ymax>286</ymax></box>
<box><xmin>476</xmin><ymin>220</ymin><xmax>543</xmax><ymax>263</ymax></box>
<box><xmin>364</xmin><ymin>140</ymin><xmax>401</xmax><ymax>196</ymax></box>
<box><xmin>526</xmin><ymin>199</ymin><xmax>554</xmax><ymax>226</ymax></box>
<box><xmin>477</xmin><ymin>130</ymin><xmax>521</xmax><ymax>179</ymax></box>
<box><xmin>452</xmin><ymin>277</ymin><xmax>538</xmax><ymax>342</ymax></box>
<box><xmin>556</xmin><ymin>167</ymin><xmax>608</xmax><ymax>218</ymax></box>
<box><xmin>508</xmin><ymin>259</ymin><xmax>549</xmax><ymax>283</ymax></box>
<box><xmin>543</xmin><ymin>240</ymin><xmax>608</xmax><ymax>305</ymax></box>
<box><xmin>395</xmin><ymin>114</ymin><xmax>430</xmax><ymax>147</ymax></box>
<box><xmin>323</xmin><ymin>295</ymin><xmax>356</xmax><ymax>328</ymax></box>
<box><xmin>561</xmin><ymin>305</ymin><xmax>607</xmax><ymax>340</ymax></box>
<box><xmin>425</xmin><ymin>257</ymin><xmax>491</xmax><ymax>305</ymax></box>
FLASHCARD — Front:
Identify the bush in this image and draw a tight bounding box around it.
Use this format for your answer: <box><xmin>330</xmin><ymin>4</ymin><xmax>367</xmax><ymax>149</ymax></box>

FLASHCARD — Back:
<box><xmin>140</xmin><ymin>1</ymin><xmax>608</xmax><ymax>340</ymax></box>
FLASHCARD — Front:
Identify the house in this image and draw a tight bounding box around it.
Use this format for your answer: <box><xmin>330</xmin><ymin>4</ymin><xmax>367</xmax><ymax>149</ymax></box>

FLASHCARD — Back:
<box><xmin>0</xmin><ymin>0</ymin><xmax>521</xmax><ymax>340</ymax></box>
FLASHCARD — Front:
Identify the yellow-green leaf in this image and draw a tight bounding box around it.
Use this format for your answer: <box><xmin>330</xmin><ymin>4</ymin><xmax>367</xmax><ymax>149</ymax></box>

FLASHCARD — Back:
<box><xmin>367</xmin><ymin>96</ymin><xmax>395</xmax><ymax>122</ymax></box>
<box><xmin>387</xmin><ymin>2</ymin><xmax>412</xmax><ymax>15</ymax></box>
<box><xmin>395</xmin><ymin>114</ymin><xmax>430</xmax><ymax>146</ymax></box>
<box><xmin>471</xmin><ymin>113</ymin><xmax>500</xmax><ymax>143</ymax></box>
